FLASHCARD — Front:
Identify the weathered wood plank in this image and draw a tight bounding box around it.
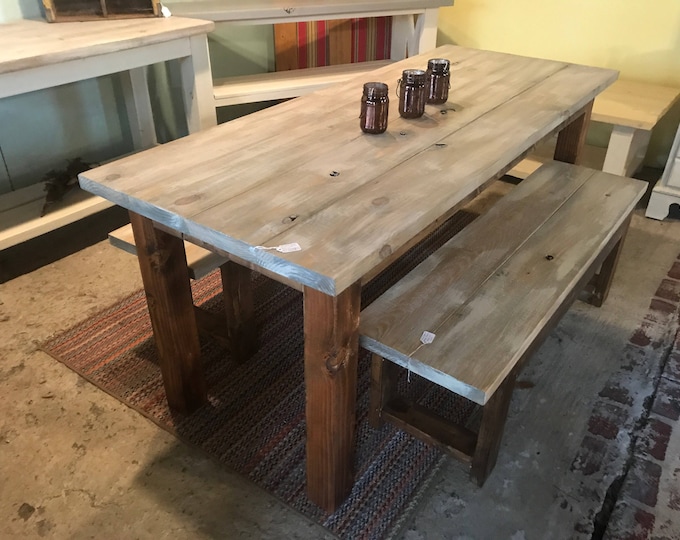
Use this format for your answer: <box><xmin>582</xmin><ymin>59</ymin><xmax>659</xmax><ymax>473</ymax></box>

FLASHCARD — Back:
<box><xmin>361</xmin><ymin>164</ymin><xmax>646</xmax><ymax>405</ymax></box>
<box><xmin>234</xmin><ymin>65</ymin><xmax>615</xmax><ymax>294</ymax></box>
<box><xmin>360</xmin><ymin>162</ymin><xmax>597</xmax><ymax>368</ymax></box>
<box><xmin>303</xmin><ymin>282</ymin><xmax>361</xmax><ymax>512</ymax></box>
<box><xmin>81</xmin><ymin>48</ymin><xmax>616</xmax><ymax>294</ymax></box>
<box><xmin>79</xmin><ymin>46</ymin><xmax>486</xmax><ymax>212</ymax></box>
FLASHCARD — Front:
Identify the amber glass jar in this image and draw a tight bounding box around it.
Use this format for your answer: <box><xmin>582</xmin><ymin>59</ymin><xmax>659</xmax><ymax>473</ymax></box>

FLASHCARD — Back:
<box><xmin>426</xmin><ymin>58</ymin><xmax>451</xmax><ymax>104</ymax></box>
<box><xmin>360</xmin><ymin>82</ymin><xmax>389</xmax><ymax>134</ymax></box>
<box><xmin>397</xmin><ymin>69</ymin><xmax>427</xmax><ymax>118</ymax></box>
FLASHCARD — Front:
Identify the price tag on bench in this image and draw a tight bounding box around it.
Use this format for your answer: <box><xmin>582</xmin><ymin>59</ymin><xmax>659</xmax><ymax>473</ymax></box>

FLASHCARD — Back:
<box><xmin>420</xmin><ymin>331</ymin><xmax>436</xmax><ymax>344</ymax></box>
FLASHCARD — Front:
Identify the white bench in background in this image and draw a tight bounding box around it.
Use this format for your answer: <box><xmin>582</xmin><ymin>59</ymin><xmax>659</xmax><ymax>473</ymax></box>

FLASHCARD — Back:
<box><xmin>167</xmin><ymin>0</ymin><xmax>453</xmax><ymax>107</ymax></box>
<box><xmin>509</xmin><ymin>79</ymin><xmax>680</xmax><ymax>179</ymax></box>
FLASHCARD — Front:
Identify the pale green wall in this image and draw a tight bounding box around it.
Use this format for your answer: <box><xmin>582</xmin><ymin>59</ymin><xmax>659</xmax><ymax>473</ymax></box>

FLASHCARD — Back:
<box><xmin>437</xmin><ymin>0</ymin><xmax>680</xmax><ymax>168</ymax></box>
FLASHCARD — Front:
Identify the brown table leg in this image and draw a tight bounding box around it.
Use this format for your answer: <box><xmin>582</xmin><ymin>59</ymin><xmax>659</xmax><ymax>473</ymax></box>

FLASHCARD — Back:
<box><xmin>129</xmin><ymin>211</ymin><xmax>206</xmax><ymax>413</ymax></box>
<box><xmin>303</xmin><ymin>282</ymin><xmax>361</xmax><ymax>512</ymax></box>
<box><xmin>220</xmin><ymin>261</ymin><xmax>257</xmax><ymax>362</ymax></box>
<box><xmin>554</xmin><ymin>100</ymin><xmax>594</xmax><ymax>164</ymax></box>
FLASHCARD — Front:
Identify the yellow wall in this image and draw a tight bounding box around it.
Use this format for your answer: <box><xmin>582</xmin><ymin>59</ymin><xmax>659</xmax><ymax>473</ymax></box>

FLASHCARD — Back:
<box><xmin>437</xmin><ymin>0</ymin><xmax>680</xmax><ymax>168</ymax></box>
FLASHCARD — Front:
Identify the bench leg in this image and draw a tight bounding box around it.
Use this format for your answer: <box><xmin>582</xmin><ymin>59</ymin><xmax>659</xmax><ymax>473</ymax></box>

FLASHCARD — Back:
<box><xmin>129</xmin><ymin>211</ymin><xmax>206</xmax><ymax>414</ymax></box>
<box><xmin>470</xmin><ymin>368</ymin><xmax>518</xmax><ymax>486</ymax></box>
<box><xmin>602</xmin><ymin>126</ymin><xmax>651</xmax><ymax>177</ymax></box>
<box><xmin>369</xmin><ymin>353</ymin><xmax>401</xmax><ymax>428</ymax></box>
<box><xmin>585</xmin><ymin>215</ymin><xmax>632</xmax><ymax>307</ymax></box>
<box><xmin>220</xmin><ymin>261</ymin><xmax>257</xmax><ymax>362</ymax></box>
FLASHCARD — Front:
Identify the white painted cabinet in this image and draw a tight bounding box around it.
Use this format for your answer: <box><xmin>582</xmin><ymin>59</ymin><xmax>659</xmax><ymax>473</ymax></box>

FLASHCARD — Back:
<box><xmin>646</xmin><ymin>123</ymin><xmax>680</xmax><ymax>220</ymax></box>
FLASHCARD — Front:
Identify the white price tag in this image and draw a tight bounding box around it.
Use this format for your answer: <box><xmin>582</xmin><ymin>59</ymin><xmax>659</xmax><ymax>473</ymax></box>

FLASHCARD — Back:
<box><xmin>276</xmin><ymin>242</ymin><xmax>301</xmax><ymax>253</ymax></box>
<box><xmin>420</xmin><ymin>331</ymin><xmax>436</xmax><ymax>345</ymax></box>
<box><xmin>255</xmin><ymin>242</ymin><xmax>302</xmax><ymax>253</ymax></box>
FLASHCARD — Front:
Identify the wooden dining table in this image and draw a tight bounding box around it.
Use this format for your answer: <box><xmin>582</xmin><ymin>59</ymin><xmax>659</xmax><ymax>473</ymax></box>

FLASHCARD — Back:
<box><xmin>78</xmin><ymin>44</ymin><xmax>617</xmax><ymax>512</ymax></box>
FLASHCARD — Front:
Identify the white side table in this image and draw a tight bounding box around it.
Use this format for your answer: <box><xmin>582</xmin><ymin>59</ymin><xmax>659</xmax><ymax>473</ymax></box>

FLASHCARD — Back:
<box><xmin>0</xmin><ymin>16</ymin><xmax>216</xmax><ymax>249</ymax></box>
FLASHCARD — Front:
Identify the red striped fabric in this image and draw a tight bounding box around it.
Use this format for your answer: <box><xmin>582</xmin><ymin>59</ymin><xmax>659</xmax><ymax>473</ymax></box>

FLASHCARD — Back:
<box><xmin>296</xmin><ymin>17</ymin><xmax>392</xmax><ymax>68</ymax></box>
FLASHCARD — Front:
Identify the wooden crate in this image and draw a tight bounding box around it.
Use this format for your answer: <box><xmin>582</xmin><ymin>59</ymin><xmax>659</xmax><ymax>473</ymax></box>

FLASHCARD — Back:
<box><xmin>42</xmin><ymin>0</ymin><xmax>161</xmax><ymax>22</ymax></box>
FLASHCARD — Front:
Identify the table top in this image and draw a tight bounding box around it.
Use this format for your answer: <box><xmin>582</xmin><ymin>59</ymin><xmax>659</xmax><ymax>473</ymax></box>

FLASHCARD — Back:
<box><xmin>0</xmin><ymin>17</ymin><xmax>215</xmax><ymax>75</ymax></box>
<box><xmin>79</xmin><ymin>44</ymin><xmax>618</xmax><ymax>296</ymax></box>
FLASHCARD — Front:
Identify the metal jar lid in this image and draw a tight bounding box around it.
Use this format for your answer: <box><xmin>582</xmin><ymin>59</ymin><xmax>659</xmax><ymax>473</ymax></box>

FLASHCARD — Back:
<box><xmin>427</xmin><ymin>58</ymin><xmax>450</xmax><ymax>75</ymax></box>
<box><xmin>401</xmin><ymin>69</ymin><xmax>427</xmax><ymax>86</ymax></box>
<box><xmin>363</xmin><ymin>82</ymin><xmax>389</xmax><ymax>99</ymax></box>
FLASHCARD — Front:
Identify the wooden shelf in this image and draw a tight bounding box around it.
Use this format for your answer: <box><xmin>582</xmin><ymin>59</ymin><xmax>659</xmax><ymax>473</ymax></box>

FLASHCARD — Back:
<box><xmin>0</xmin><ymin>183</ymin><xmax>113</xmax><ymax>251</ymax></box>
<box><xmin>167</xmin><ymin>0</ymin><xmax>451</xmax><ymax>23</ymax></box>
<box><xmin>213</xmin><ymin>60</ymin><xmax>393</xmax><ymax>106</ymax></box>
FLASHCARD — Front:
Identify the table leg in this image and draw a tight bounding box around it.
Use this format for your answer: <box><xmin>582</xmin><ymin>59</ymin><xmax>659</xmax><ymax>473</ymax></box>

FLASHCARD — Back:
<box><xmin>119</xmin><ymin>66</ymin><xmax>158</xmax><ymax>150</ymax></box>
<box><xmin>129</xmin><ymin>211</ymin><xmax>206</xmax><ymax>413</ymax></box>
<box><xmin>554</xmin><ymin>101</ymin><xmax>593</xmax><ymax>164</ymax></box>
<box><xmin>220</xmin><ymin>261</ymin><xmax>257</xmax><ymax>362</ymax></box>
<box><xmin>179</xmin><ymin>34</ymin><xmax>217</xmax><ymax>133</ymax></box>
<box><xmin>303</xmin><ymin>282</ymin><xmax>361</xmax><ymax>512</ymax></box>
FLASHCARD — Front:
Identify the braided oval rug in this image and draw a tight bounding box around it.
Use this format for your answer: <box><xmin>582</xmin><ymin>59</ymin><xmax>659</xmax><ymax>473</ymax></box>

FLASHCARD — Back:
<box><xmin>41</xmin><ymin>210</ymin><xmax>480</xmax><ymax>539</ymax></box>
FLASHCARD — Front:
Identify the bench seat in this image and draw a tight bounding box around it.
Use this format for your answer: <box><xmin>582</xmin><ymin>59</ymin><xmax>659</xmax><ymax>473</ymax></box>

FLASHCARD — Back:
<box><xmin>360</xmin><ymin>160</ymin><xmax>646</xmax><ymax>484</ymax></box>
<box><xmin>510</xmin><ymin>79</ymin><xmax>680</xmax><ymax>179</ymax></box>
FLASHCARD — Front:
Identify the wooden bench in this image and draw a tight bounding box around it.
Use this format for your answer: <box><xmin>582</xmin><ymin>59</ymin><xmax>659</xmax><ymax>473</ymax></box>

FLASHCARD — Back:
<box><xmin>167</xmin><ymin>0</ymin><xmax>452</xmax><ymax>108</ymax></box>
<box><xmin>509</xmin><ymin>79</ymin><xmax>680</xmax><ymax>179</ymax></box>
<box><xmin>359</xmin><ymin>160</ymin><xmax>646</xmax><ymax>485</ymax></box>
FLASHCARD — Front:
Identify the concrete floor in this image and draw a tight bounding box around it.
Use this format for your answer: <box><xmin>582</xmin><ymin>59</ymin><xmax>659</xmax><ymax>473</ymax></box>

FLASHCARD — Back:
<box><xmin>1</xmin><ymin>178</ymin><xmax>679</xmax><ymax>539</ymax></box>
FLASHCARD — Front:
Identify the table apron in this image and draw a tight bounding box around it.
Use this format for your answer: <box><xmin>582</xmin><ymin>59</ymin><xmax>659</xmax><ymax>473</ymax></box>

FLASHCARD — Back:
<box><xmin>0</xmin><ymin>39</ymin><xmax>192</xmax><ymax>99</ymax></box>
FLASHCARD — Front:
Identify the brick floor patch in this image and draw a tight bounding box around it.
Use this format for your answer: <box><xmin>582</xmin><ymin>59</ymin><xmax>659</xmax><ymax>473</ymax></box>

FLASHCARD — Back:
<box><xmin>638</xmin><ymin>417</ymin><xmax>672</xmax><ymax>461</ymax></box>
<box><xmin>627</xmin><ymin>458</ymin><xmax>662</xmax><ymax>508</ymax></box>
<box><xmin>655</xmin><ymin>278</ymin><xmax>680</xmax><ymax>304</ymax></box>
<box><xmin>571</xmin><ymin>434</ymin><xmax>608</xmax><ymax>475</ymax></box>
<box><xmin>603</xmin><ymin>500</ymin><xmax>655</xmax><ymax>540</ymax></box>
<box><xmin>668</xmin><ymin>261</ymin><xmax>680</xmax><ymax>281</ymax></box>
<box><xmin>599</xmin><ymin>382</ymin><xmax>635</xmax><ymax>406</ymax></box>
<box><xmin>630</xmin><ymin>324</ymin><xmax>654</xmax><ymax>348</ymax></box>
<box><xmin>650</xmin><ymin>298</ymin><xmax>677</xmax><ymax>315</ymax></box>
<box><xmin>651</xmin><ymin>379</ymin><xmax>680</xmax><ymax>421</ymax></box>
<box><xmin>588</xmin><ymin>402</ymin><xmax>629</xmax><ymax>439</ymax></box>
<box><xmin>664</xmin><ymin>352</ymin><xmax>680</xmax><ymax>383</ymax></box>
<box><xmin>570</xmin><ymin>252</ymin><xmax>680</xmax><ymax>538</ymax></box>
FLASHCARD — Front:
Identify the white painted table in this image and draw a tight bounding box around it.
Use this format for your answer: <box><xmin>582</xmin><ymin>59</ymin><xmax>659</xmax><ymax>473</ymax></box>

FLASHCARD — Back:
<box><xmin>0</xmin><ymin>16</ymin><xmax>216</xmax><ymax>250</ymax></box>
